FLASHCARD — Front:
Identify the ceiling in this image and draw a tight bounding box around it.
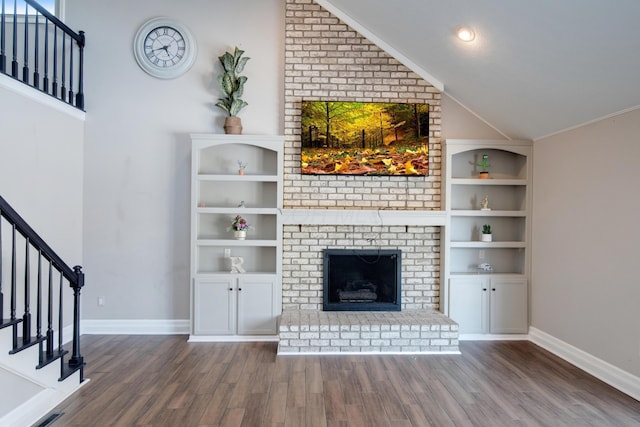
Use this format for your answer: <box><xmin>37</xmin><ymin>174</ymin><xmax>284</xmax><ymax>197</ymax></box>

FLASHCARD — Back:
<box><xmin>318</xmin><ymin>0</ymin><xmax>640</xmax><ymax>140</ymax></box>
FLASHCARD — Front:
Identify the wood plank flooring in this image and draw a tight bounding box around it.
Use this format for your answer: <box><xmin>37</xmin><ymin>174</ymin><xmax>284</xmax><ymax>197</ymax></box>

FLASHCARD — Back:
<box><xmin>44</xmin><ymin>336</ymin><xmax>640</xmax><ymax>426</ymax></box>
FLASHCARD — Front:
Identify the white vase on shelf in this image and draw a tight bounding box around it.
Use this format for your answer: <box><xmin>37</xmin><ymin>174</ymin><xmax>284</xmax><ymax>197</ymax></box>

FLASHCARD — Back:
<box><xmin>234</xmin><ymin>230</ymin><xmax>246</xmax><ymax>240</ymax></box>
<box><xmin>481</xmin><ymin>233</ymin><xmax>492</xmax><ymax>242</ymax></box>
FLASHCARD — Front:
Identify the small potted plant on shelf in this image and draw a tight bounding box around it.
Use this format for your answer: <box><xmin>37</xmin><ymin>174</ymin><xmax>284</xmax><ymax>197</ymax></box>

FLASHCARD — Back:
<box><xmin>481</xmin><ymin>224</ymin><xmax>492</xmax><ymax>242</ymax></box>
<box><xmin>237</xmin><ymin>160</ymin><xmax>247</xmax><ymax>175</ymax></box>
<box><xmin>477</xmin><ymin>154</ymin><xmax>491</xmax><ymax>179</ymax></box>
<box><xmin>229</xmin><ymin>215</ymin><xmax>251</xmax><ymax>240</ymax></box>
<box><xmin>215</xmin><ymin>47</ymin><xmax>250</xmax><ymax>135</ymax></box>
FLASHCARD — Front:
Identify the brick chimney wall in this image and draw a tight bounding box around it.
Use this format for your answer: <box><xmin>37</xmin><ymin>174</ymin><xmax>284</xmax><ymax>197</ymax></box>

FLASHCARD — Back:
<box><xmin>282</xmin><ymin>0</ymin><xmax>443</xmax><ymax>311</ymax></box>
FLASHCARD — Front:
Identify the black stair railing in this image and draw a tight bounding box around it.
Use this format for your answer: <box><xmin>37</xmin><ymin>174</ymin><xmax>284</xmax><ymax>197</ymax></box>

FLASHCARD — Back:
<box><xmin>0</xmin><ymin>0</ymin><xmax>85</xmax><ymax>110</ymax></box>
<box><xmin>0</xmin><ymin>195</ymin><xmax>85</xmax><ymax>382</ymax></box>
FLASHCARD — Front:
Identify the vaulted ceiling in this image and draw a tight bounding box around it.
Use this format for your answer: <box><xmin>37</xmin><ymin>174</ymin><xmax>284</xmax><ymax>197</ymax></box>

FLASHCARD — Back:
<box><xmin>318</xmin><ymin>0</ymin><xmax>640</xmax><ymax>140</ymax></box>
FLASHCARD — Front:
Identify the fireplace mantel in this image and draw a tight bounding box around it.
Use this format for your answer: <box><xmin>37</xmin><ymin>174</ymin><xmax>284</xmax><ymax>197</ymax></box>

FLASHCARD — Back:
<box><xmin>280</xmin><ymin>209</ymin><xmax>446</xmax><ymax>226</ymax></box>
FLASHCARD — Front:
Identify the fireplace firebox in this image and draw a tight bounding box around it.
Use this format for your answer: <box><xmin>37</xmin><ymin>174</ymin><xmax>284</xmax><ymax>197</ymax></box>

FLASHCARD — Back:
<box><xmin>323</xmin><ymin>249</ymin><xmax>401</xmax><ymax>311</ymax></box>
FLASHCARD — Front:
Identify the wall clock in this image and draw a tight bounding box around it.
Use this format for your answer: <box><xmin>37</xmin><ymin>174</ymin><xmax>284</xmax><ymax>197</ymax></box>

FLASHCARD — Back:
<box><xmin>133</xmin><ymin>17</ymin><xmax>197</xmax><ymax>79</ymax></box>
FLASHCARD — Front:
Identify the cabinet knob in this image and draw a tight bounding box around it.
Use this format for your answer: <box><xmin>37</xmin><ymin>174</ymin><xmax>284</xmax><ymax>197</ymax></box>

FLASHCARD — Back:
<box><xmin>228</xmin><ymin>288</ymin><xmax>233</xmax><ymax>291</ymax></box>
<box><xmin>492</xmin><ymin>288</ymin><xmax>496</xmax><ymax>291</ymax></box>
<box><xmin>482</xmin><ymin>288</ymin><xmax>487</xmax><ymax>291</ymax></box>
<box><xmin>238</xmin><ymin>288</ymin><xmax>242</xmax><ymax>291</ymax></box>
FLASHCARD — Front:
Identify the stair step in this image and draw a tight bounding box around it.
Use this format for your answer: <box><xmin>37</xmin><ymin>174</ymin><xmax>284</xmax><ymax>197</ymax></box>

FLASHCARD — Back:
<box><xmin>9</xmin><ymin>335</ymin><xmax>46</xmax><ymax>355</ymax></box>
<box><xmin>0</xmin><ymin>318</ymin><xmax>22</xmax><ymax>330</ymax></box>
<box><xmin>60</xmin><ymin>362</ymin><xmax>83</xmax><ymax>382</ymax></box>
<box><xmin>36</xmin><ymin>349</ymin><xmax>68</xmax><ymax>370</ymax></box>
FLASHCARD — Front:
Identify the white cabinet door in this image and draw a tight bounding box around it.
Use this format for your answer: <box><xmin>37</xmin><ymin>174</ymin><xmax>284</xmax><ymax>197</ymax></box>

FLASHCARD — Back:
<box><xmin>193</xmin><ymin>278</ymin><xmax>236</xmax><ymax>335</ymax></box>
<box><xmin>449</xmin><ymin>277</ymin><xmax>489</xmax><ymax>334</ymax></box>
<box><xmin>237</xmin><ymin>275</ymin><xmax>277</xmax><ymax>335</ymax></box>
<box><xmin>490</xmin><ymin>277</ymin><xmax>528</xmax><ymax>334</ymax></box>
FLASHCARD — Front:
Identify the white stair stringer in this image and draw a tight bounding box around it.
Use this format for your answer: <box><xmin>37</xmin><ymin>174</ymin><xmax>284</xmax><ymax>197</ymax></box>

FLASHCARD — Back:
<box><xmin>0</xmin><ymin>327</ymin><xmax>86</xmax><ymax>427</ymax></box>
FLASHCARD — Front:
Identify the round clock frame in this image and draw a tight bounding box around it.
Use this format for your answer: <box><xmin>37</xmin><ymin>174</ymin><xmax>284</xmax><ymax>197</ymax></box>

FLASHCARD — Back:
<box><xmin>133</xmin><ymin>17</ymin><xmax>197</xmax><ymax>79</ymax></box>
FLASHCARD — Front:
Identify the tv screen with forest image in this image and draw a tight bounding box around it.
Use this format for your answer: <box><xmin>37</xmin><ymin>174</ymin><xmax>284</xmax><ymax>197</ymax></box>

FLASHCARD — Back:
<box><xmin>301</xmin><ymin>100</ymin><xmax>429</xmax><ymax>175</ymax></box>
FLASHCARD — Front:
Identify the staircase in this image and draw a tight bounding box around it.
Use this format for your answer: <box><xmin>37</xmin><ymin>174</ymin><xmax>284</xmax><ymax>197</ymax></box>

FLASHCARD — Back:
<box><xmin>0</xmin><ymin>195</ymin><xmax>85</xmax><ymax>427</ymax></box>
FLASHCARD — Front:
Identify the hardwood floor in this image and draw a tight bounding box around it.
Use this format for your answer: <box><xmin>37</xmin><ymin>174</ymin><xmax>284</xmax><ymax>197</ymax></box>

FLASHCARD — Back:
<box><xmin>45</xmin><ymin>336</ymin><xmax>640</xmax><ymax>426</ymax></box>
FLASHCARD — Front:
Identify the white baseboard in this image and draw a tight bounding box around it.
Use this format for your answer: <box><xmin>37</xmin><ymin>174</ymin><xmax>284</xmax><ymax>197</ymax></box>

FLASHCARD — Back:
<box><xmin>82</xmin><ymin>319</ymin><xmax>190</xmax><ymax>335</ymax></box>
<box><xmin>188</xmin><ymin>335</ymin><xmax>279</xmax><ymax>343</ymax></box>
<box><xmin>529</xmin><ymin>327</ymin><xmax>640</xmax><ymax>402</ymax></box>
<box><xmin>459</xmin><ymin>333</ymin><xmax>529</xmax><ymax>341</ymax></box>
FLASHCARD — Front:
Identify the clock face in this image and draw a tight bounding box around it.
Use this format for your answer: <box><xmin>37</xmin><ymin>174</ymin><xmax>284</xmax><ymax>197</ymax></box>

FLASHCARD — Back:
<box><xmin>143</xmin><ymin>26</ymin><xmax>186</xmax><ymax>68</ymax></box>
<box><xmin>134</xmin><ymin>18</ymin><xmax>197</xmax><ymax>79</ymax></box>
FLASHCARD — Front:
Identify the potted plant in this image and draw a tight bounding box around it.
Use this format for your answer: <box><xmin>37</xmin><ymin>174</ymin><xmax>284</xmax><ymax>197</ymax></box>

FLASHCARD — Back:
<box><xmin>215</xmin><ymin>47</ymin><xmax>250</xmax><ymax>134</ymax></box>
<box><xmin>229</xmin><ymin>215</ymin><xmax>251</xmax><ymax>240</ymax></box>
<box><xmin>237</xmin><ymin>160</ymin><xmax>247</xmax><ymax>175</ymax></box>
<box><xmin>481</xmin><ymin>224</ymin><xmax>492</xmax><ymax>242</ymax></box>
<box><xmin>477</xmin><ymin>154</ymin><xmax>490</xmax><ymax>179</ymax></box>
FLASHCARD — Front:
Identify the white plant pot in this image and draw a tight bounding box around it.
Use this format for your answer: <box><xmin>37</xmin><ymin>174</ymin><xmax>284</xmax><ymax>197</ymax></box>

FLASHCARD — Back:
<box><xmin>481</xmin><ymin>233</ymin><xmax>492</xmax><ymax>242</ymax></box>
<box><xmin>234</xmin><ymin>230</ymin><xmax>246</xmax><ymax>240</ymax></box>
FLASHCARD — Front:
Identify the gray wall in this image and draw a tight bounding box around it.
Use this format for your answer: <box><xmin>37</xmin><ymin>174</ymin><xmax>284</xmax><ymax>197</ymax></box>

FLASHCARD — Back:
<box><xmin>532</xmin><ymin>107</ymin><xmax>640</xmax><ymax>376</ymax></box>
<box><xmin>0</xmin><ymin>80</ymin><xmax>85</xmax><ymax>327</ymax></box>
<box><xmin>64</xmin><ymin>0</ymin><xmax>284</xmax><ymax>320</ymax></box>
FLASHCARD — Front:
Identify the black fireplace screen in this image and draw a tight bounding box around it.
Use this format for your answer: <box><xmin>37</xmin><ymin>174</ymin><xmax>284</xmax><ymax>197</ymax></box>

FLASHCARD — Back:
<box><xmin>323</xmin><ymin>249</ymin><xmax>401</xmax><ymax>311</ymax></box>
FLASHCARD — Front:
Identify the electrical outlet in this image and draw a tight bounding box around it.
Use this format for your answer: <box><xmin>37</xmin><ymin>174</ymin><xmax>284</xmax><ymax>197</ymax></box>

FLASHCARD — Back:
<box><xmin>98</xmin><ymin>296</ymin><xmax>105</xmax><ymax>307</ymax></box>
<box><xmin>224</xmin><ymin>248</ymin><xmax>231</xmax><ymax>257</ymax></box>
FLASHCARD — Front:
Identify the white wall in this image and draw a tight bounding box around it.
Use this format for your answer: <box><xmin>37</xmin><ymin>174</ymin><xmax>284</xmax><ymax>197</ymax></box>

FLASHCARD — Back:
<box><xmin>532</xmin><ymin>108</ymin><xmax>640</xmax><ymax>377</ymax></box>
<box><xmin>64</xmin><ymin>0</ymin><xmax>284</xmax><ymax>320</ymax></box>
<box><xmin>0</xmin><ymin>78</ymin><xmax>84</xmax><ymax>330</ymax></box>
<box><xmin>441</xmin><ymin>94</ymin><xmax>506</xmax><ymax>140</ymax></box>
<box><xmin>0</xmin><ymin>79</ymin><xmax>84</xmax><ymax>265</ymax></box>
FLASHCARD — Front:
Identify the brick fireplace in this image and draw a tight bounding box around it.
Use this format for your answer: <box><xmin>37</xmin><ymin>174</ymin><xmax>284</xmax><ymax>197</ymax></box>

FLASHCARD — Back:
<box><xmin>276</xmin><ymin>0</ymin><xmax>457</xmax><ymax>354</ymax></box>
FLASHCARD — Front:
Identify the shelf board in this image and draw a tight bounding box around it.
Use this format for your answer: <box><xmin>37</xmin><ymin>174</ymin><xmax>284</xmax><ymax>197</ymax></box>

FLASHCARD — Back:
<box><xmin>197</xmin><ymin>207</ymin><xmax>279</xmax><ymax>214</ymax></box>
<box><xmin>449</xmin><ymin>272</ymin><xmax>526</xmax><ymax>278</ymax></box>
<box><xmin>197</xmin><ymin>174</ymin><xmax>278</xmax><ymax>182</ymax></box>
<box><xmin>451</xmin><ymin>241</ymin><xmax>526</xmax><ymax>248</ymax></box>
<box><xmin>195</xmin><ymin>271</ymin><xmax>277</xmax><ymax>276</ymax></box>
<box><xmin>451</xmin><ymin>210</ymin><xmax>526</xmax><ymax>217</ymax></box>
<box><xmin>451</xmin><ymin>178</ymin><xmax>527</xmax><ymax>186</ymax></box>
<box><xmin>197</xmin><ymin>239</ymin><xmax>278</xmax><ymax>247</ymax></box>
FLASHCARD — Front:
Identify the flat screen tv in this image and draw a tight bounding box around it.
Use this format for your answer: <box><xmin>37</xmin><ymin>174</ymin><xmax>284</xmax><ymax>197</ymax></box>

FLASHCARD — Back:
<box><xmin>301</xmin><ymin>100</ymin><xmax>429</xmax><ymax>175</ymax></box>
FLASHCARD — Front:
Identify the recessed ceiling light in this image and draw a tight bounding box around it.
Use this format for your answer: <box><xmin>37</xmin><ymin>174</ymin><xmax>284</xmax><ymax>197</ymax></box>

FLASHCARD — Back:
<box><xmin>456</xmin><ymin>27</ymin><xmax>475</xmax><ymax>42</ymax></box>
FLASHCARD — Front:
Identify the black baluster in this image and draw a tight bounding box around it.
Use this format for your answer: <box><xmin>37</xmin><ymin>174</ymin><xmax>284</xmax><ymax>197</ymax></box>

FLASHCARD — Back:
<box><xmin>22</xmin><ymin>1</ymin><xmax>29</xmax><ymax>83</ymax></box>
<box><xmin>36</xmin><ymin>251</ymin><xmax>42</xmax><ymax>338</ymax></box>
<box><xmin>1</xmin><ymin>0</ymin><xmax>6</xmax><ymax>73</ymax></box>
<box><xmin>60</xmin><ymin>32</ymin><xmax>66</xmax><ymax>101</ymax></box>
<box><xmin>46</xmin><ymin>262</ymin><xmax>54</xmax><ymax>357</ymax></box>
<box><xmin>52</xmin><ymin>28</ymin><xmax>57</xmax><ymax>97</ymax></box>
<box><xmin>11</xmin><ymin>0</ymin><xmax>17</xmax><ymax>77</ymax></box>
<box><xmin>57</xmin><ymin>271</ymin><xmax>63</xmax><ymax>364</ymax></box>
<box><xmin>11</xmin><ymin>225</ymin><xmax>17</xmax><ymax>348</ymax></box>
<box><xmin>33</xmin><ymin>12</ymin><xmax>39</xmax><ymax>88</ymax></box>
<box><xmin>76</xmin><ymin>31</ymin><xmax>84</xmax><ymax>109</ymax></box>
<box><xmin>22</xmin><ymin>238</ymin><xmax>31</xmax><ymax>344</ymax></box>
<box><xmin>36</xmin><ymin>252</ymin><xmax>43</xmax><ymax>364</ymax></box>
<box><xmin>68</xmin><ymin>39</ymin><xmax>73</xmax><ymax>104</ymax></box>
<box><xmin>43</xmin><ymin>19</ymin><xmax>49</xmax><ymax>92</ymax></box>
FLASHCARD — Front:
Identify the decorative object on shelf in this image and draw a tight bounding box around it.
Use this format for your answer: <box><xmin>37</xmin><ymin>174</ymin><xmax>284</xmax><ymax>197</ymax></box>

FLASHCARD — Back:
<box><xmin>477</xmin><ymin>154</ymin><xmax>491</xmax><ymax>179</ymax></box>
<box><xmin>229</xmin><ymin>214</ymin><xmax>251</xmax><ymax>240</ymax></box>
<box><xmin>133</xmin><ymin>17</ymin><xmax>197</xmax><ymax>79</ymax></box>
<box><xmin>480</xmin><ymin>195</ymin><xmax>491</xmax><ymax>211</ymax></box>
<box><xmin>215</xmin><ymin>47</ymin><xmax>250</xmax><ymax>134</ymax></box>
<box><xmin>477</xmin><ymin>262</ymin><xmax>493</xmax><ymax>272</ymax></box>
<box><xmin>229</xmin><ymin>256</ymin><xmax>246</xmax><ymax>273</ymax></box>
<box><xmin>481</xmin><ymin>224</ymin><xmax>492</xmax><ymax>242</ymax></box>
<box><xmin>237</xmin><ymin>160</ymin><xmax>247</xmax><ymax>175</ymax></box>
<box><xmin>238</xmin><ymin>200</ymin><xmax>245</xmax><ymax>208</ymax></box>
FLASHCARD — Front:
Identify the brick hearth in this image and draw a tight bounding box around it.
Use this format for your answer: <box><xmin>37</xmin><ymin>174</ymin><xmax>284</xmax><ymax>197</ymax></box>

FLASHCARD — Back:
<box><xmin>278</xmin><ymin>309</ymin><xmax>459</xmax><ymax>354</ymax></box>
